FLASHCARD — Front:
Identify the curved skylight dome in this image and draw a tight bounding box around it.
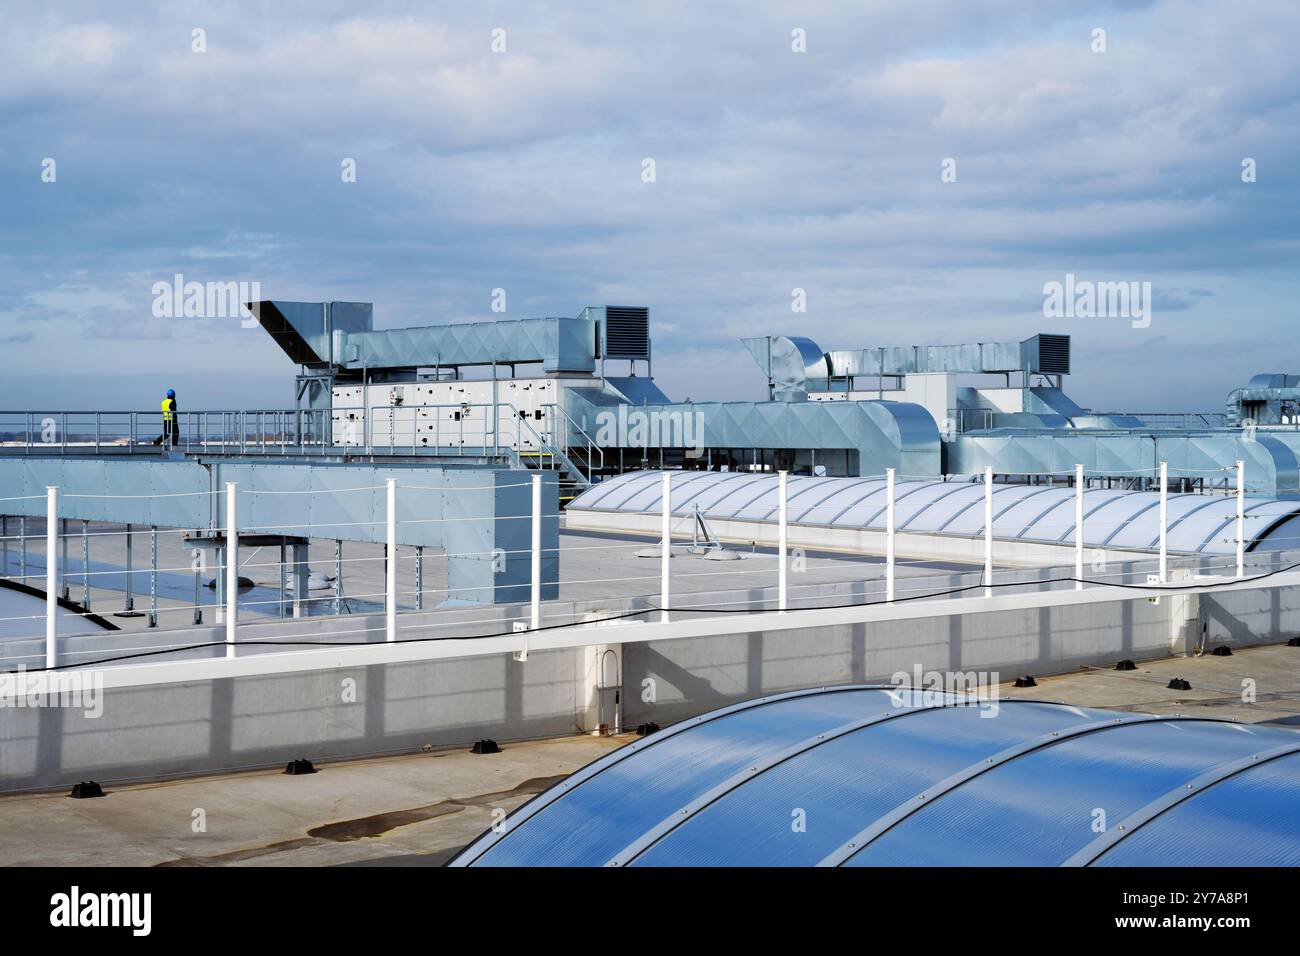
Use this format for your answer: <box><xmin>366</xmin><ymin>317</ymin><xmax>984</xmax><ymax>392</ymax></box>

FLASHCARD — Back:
<box><xmin>569</xmin><ymin>471</ymin><xmax>1300</xmax><ymax>555</ymax></box>
<box><xmin>451</xmin><ymin>686</ymin><xmax>1300</xmax><ymax>867</ymax></box>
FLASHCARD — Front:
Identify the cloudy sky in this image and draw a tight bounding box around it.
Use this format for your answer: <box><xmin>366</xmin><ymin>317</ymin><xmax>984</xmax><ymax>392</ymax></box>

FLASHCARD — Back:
<box><xmin>1</xmin><ymin>0</ymin><xmax>1296</xmax><ymax>411</ymax></box>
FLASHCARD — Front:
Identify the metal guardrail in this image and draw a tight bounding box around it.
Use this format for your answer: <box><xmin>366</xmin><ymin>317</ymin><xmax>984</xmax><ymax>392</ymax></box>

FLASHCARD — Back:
<box><xmin>545</xmin><ymin>402</ymin><xmax>604</xmax><ymax>484</ymax></box>
<box><xmin>0</xmin><ymin>410</ymin><xmax>330</xmax><ymax>456</ymax></box>
<box><xmin>1094</xmin><ymin>412</ymin><xmax>1230</xmax><ymax>429</ymax></box>
<box><xmin>942</xmin><ymin>408</ymin><xmax>1237</xmax><ymax>435</ymax></box>
<box><xmin>14</xmin><ymin>550</ymin><xmax>1298</xmax><ymax>691</ymax></box>
<box><xmin>0</xmin><ymin>404</ymin><xmax>574</xmax><ymax>466</ymax></box>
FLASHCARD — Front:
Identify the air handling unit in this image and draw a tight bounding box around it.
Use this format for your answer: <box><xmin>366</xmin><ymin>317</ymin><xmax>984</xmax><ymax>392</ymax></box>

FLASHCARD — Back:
<box><xmin>239</xmin><ymin>297</ymin><xmax>1300</xmax><ymax>497</ymax></box>
<box><xmin>251</xmin><ymin>299</ymin><xmax>942</xmax><ymax>487</ymax></box>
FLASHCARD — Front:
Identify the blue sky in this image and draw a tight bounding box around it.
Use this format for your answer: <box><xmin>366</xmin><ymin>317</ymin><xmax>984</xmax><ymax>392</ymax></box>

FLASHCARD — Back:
<box><xmin>1</xmin><ymin>0</ymin><xmax>1297</xmax><ymax>411</ymax></box>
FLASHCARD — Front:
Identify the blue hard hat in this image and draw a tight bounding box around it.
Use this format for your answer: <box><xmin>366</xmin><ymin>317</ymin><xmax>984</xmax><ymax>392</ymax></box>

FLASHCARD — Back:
<box><xmin>166</xmin><ymin>388</ymin><xmax>175</xmax><ymax>398</ymax></box>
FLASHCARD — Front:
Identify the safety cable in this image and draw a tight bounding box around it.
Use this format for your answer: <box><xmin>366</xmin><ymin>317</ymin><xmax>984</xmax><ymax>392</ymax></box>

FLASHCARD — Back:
<box><xmin>6</xmin><ymin>560</ymin><xmax>1299</xmax><ymax>675</ymax></box>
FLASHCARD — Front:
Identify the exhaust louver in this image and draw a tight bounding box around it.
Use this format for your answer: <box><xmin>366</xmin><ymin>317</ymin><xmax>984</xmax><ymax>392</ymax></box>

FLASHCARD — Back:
<box><xmin>604</xmin><ymin>306</ymin><xmax>650</xmax><ymax>359</ymax></box>
<box><xmin>1034</xmin><ymin>334</ymin><xmax>1071</xmax><ymax>375</ymax></box>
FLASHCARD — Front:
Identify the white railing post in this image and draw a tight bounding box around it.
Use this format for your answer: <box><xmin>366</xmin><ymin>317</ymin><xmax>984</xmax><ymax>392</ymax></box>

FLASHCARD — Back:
<box><xmin>386</xmin><ymin>478</ymin><xmax>397</xmax><ymax>642</ymax></box>
<box><xmin>1158</xmin><ymin>461</ymin><xmax>1168</xmax><ymax>583</ymax></box>
<box><xmin>45</xmin><ymin>486</ymin><xmax>57</xmax><ymax>668</ymax></box>
<box><xmin>225</xmin><ymin>482</ymin><xmax>237</xmax><ymax>657</ymax></box>
<box><xmin>885</xmin><ymin>468</ymin><xmax>895</xmax><ymax>603</ymax></box>
<box><xmin>660</xmin><ymin>470</ymin><xmax>671</xmax><ymax>623</ymax></box>
<box><xmin>777</xmin><ymin>470</ymin><xmax>788</xmax><ymax>611</ymax></box>
<box><xmin>1236</xmin><ymin>459</ymin><xmax>1245</xmax><ymax>578</ymax></box>
<box><xmin>531</xmin><ymin>473</ymin><xmax>542</xmax><ymax>630</ymax></box>
<box><xmin>1075</xmin><ymin>464</ymin><xmax>1084</xmax><ymax>591</ymax></box>
<box><xmin>983</xmin><ymin>466</ymin><xmax>993</xmax><ymax>598</ymax></box>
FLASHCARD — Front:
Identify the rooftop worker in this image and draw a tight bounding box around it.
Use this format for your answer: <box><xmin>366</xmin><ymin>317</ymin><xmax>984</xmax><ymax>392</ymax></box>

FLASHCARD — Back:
<box><xmin>158</xmin><ymin>388</ymin><xmax>179</xmax><ymax>448</ymax></box>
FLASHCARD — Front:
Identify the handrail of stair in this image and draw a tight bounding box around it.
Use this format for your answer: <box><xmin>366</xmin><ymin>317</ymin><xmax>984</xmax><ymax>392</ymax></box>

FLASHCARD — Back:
<box><xmin>545</xmin><ymin>402</ymin><xmax>604</xmax><ymax>484</ymax></box>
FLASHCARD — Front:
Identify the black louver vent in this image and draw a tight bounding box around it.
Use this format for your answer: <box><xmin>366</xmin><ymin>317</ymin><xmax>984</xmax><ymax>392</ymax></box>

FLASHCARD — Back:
<box><xmin>1036</xmin><ymin>334</ymin><xmax>1070</xmax><ymax>375</ymax></box>
<box><xmin>604</xmin><ymin>306</ymin><xmax>650</xmax><ymax>358</ymax></box>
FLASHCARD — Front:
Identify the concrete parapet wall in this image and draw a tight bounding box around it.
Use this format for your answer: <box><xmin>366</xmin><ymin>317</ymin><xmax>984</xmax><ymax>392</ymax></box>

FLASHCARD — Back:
<box><xmin>3</xmin><ymin>576</ymin><xmax>1298</xmax><ymax>793</ymax></box>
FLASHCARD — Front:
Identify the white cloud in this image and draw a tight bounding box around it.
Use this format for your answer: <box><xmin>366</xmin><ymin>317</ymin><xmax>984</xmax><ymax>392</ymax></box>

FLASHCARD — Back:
<box><xmin>1</xmin><ymin>0</ymin><xmax>1298</xmax><ymax>410</ymax></box>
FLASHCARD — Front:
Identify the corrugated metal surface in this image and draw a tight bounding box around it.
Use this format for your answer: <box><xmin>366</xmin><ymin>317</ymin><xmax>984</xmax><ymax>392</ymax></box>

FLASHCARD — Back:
<box><xmin>450</xmin><ymin>687</ymin><xmax>1300</xmax><ymax>867</ymax></box>
<box><xmin>343</xmin><ymin>316</ymin><xmax>596</xmax><ymax>373</ymax></box>
<box><xmin>947</xmin><ymin>431</ymin><xmax>1300</xmax><ymax>498</ymax></box>
<box><xmin>825</xmin><ymin>341</ymin><xmax>1029</xmax><ymax>377</ymax></box>
<box><xmin>569</xmin><ymin>471</ymin><xmax>1300</xmax><ymax>555</ymax></box>
<box><xmin>561</xmin><ymin>392</ymin><xmax>943</xmax><ymax>478</ymax></box>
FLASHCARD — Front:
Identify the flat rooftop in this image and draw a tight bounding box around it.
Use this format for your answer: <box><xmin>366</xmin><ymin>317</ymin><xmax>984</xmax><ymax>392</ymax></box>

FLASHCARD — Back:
<box><xmin>1</xmin><ymin>521</ymin><xmax>977</xmax><ymax>639</ymax></box>
<box><xmin>1</xmin><ymin>642</ymin><xmax>1296</xmax><ymax>867</ymax></box>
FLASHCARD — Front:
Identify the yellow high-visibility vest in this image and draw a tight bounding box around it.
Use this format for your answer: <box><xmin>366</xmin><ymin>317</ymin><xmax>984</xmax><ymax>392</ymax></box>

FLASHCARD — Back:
<box><xmin>162</xmin><ymin>398</ymin><xmax>176</xmax><ymax>422</ymax></box>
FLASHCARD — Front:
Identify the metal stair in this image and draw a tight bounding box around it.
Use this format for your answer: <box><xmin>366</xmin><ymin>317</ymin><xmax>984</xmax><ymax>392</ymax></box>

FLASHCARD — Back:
<box><xmin>516</xmin><ymin>447</ymin><xmax>590</xmax><ymax>503</ymax></box>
